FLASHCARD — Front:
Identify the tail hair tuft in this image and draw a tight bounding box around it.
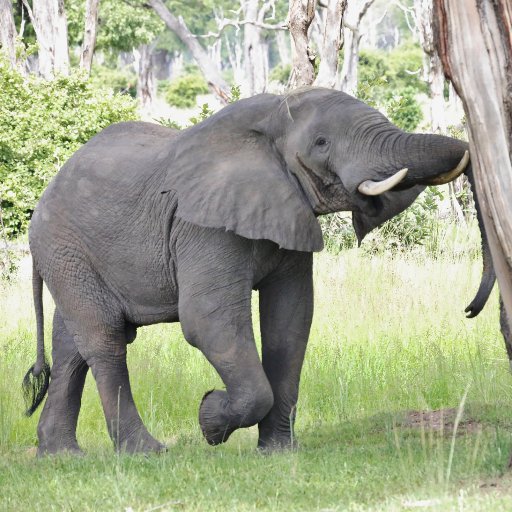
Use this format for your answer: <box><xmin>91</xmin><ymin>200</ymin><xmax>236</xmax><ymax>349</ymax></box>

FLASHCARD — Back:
<box><xmin>22</xmin><ymin>361</ymin><xmax>51</xmax><ymax>416</ymax></box>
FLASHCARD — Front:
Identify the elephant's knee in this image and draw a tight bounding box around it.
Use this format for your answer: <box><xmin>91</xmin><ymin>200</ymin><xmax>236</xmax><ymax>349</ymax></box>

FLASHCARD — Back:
<box><xmin>237</xmin><ymin>382</ymin><xmax>274</xmax><ymax>425</ymax></box>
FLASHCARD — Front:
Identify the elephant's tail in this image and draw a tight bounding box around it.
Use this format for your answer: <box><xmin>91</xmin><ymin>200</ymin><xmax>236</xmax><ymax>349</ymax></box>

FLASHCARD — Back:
<box><xmin>22</xmin><ymin>261</ymin><xmax>50</xmax><ymax>416</ymax></box>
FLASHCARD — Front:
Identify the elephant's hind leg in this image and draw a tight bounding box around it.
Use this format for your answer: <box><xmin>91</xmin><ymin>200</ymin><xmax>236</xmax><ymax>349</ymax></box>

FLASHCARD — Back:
<box><xmin>78</xmin><ymin>325</ymin><xmax>166</xmax><ymax>454</ymax></box>
<box><xmin>37</xmin><ymin>309</ymin><xmax>89</xmax><ymax>456</ymax></box>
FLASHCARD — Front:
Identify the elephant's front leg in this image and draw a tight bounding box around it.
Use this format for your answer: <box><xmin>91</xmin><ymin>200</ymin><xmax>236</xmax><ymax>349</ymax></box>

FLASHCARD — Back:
<box><xmin>176</xmin><ymin>228</ymin><xmax>274</xmax><ymax>445</ymax></box>
<box><xmin>257</xmin><ymin>252</ymin><xmax>313</xmax><ymax>451</ymax></box>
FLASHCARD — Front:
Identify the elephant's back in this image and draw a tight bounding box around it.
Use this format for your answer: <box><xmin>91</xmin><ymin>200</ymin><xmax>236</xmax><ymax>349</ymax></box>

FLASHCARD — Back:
<box><xmin>33</xmin><ymin>121</ymin><xmax>176</xmax><ymax>231</ymax></box>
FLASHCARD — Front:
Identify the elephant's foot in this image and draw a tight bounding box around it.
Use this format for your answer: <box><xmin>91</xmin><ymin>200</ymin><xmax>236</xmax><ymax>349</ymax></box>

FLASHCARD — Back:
<box><xmin>115</xmin><ymin>429</ymin><xmax>167</xmax><ymax>454</ymax></box>
<box><xmin>257</xmin><ymin>431</ymin><xmax>296</xmax><ymax>453</ymax></box>
<box><xmin>37</xmin><ymin>439</ymin><xmax>84</xmax><ymax>457</ymax></box>
<box><xmin>199</xmin><ymin>390</ymin><xmax>237</xmax><ymax>445</ymax></box>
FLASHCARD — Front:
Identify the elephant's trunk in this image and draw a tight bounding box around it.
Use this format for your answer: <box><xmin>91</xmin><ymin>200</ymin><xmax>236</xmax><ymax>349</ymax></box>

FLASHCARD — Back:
<box><xmin>391</xmin><ymin>133</ymin><xmax>470</xmax><ymax>188</ymax></box>
<box><xmin>464</xmin><ymin>165</ymin><xmax>496</xmax><ymax>317</ymax></box>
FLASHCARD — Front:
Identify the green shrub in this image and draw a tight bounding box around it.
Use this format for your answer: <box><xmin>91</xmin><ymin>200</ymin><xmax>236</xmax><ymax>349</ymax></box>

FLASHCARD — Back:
<box><xmin>321</xmin><ymin>188</ymin><xmax>444</xmax><ymax>256</ymax></box>
<box><xmin>90</xmin><ymin>65</ymin><xmax>137</xmax><ymax>97</ymax></box>
<box><xmin>165</xmin><ymin>74</ymin><xmax>209</xmax><ymax>108</ymax></box>
<box><xmin>0</xmin><ymin>56</ymin><xmax>137</xmax><ymax>237</ymax></box>
<box><xmin>269</xmin><ymin>64</ymin><xmax>291</xmax><ymax>85</ymax></box>
<box><xmin>361</xmin><ymin>187</ymin><xmax>444</xmax><ymax>255</ymax></box>
<box><xmin>385</xmin><ymin>86</ymin><xmax>423</xmax><ymax>132</ymax></box>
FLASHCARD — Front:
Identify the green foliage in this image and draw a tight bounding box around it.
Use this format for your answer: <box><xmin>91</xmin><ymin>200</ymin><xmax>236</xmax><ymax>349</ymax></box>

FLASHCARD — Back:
<box><xmin>356</xmin><ymin>44</ymin><xmax>427</xmax><ymax>128</ymax></box>
<box><xmin>158</xmin><ymin>85</ymin><xmax>241</xmax><ymax>129</ymax></box>
<box><xmin>357</xmin><ymin>78</ymin><xmax>423</xmax><ymax>132</ymax></box>
<box><xmin>269</xmin><ymin>64</ymin><xmax>291</xmax><ymax>85</ymax></box>
<box><xmin>90</xmin><ymin>65</ymin><xmax>137</xmax><ymax>97</ymax></box>
<box><xmin>0</xmin><ymin>56</ymin><xmax>137</xmax><ymax>237</ymax></box>
<box><xmin>321</xmin><ymin>188</ymin><xmax>444</xmax><ymax>255</ymax></box>
<box><xmin>189</xmin><ymin>103</ymin><xmax>215</xmax><ymax>125</ymax></box>
<box><xmin>165</xmin><ymin>74</ymin><xmax>209</xmax><ymax>108</ymax></box>
<box><xmin>385</xmin><ymin>86</ymin><xmax>423</xmax><ymax>132</ymax></box>
<box><xmin>319</xmin><ymin>214</ymin><xmax>357</xmax><ymax>253</ymax></box>
<box><xmin>362</xmin><ymin>187</ymin><xmax>444</xmax><ymax>255</ymax></box>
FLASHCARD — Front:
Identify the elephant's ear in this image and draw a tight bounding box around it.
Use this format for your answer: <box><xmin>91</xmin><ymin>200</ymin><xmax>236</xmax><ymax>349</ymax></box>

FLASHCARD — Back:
<box><xmin>352</xmin><ymin>185</ymin><xmax>425</xmax><ymax>244</ymax></box>
<box><xmin>162</xmin><ymin>95</ymin><xmax>323</xmax><ymax>252</ymax></box>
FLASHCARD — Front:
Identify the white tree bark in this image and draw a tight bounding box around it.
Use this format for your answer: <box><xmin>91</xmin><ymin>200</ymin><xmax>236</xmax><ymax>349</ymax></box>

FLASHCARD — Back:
<box><xmin>148</xmin><ymin>0</ymin><xmax>230</xmax><ymax>103</ymax></box>
<box><xmin>314</xmin><ymin>0</ymin><xmax>346</xmax><ymax>88</ymax></box>
<box><xmin>207</xmin><ymin>38</ymin><xmax>223</xmax><ymax>72</ymax></box>
<box><xmin>288</xmin><ymin>0</ymin><xmax>317</xmax><ymax>88</ymax></box>
<box><xmin>434</xmin><ymin>0</ymin><xmax>512</xmax><ymax>318</ymax></box>
<box><xmin>414</xmin><ymin>0</ymin><xmax>445</xmax><ymax>133</ymax></box>
<box><xmin>0</xmin><ymin>0</ymin><xmax>19</xmax><ymax>69</ymax></box>
<box><xmin>275</xmin><ymin>29</ymin><xmax>291</xmax><ymax>66</ymax></box>
<box><xmin>134</xmin><ymin>43</ymin><xmax>156</xmax><ymax>110</ymax></box>
<box><xmin>339</xmin><ymin>0</ymin><xmax>375</xmax><ymax>95</ymax></box>
<box><xmin>242</xmin><ymin>0</ymin><xmax>270</xmax><ymax>95</ymax></box>
<box><xmin>225</xmin><ymin>34</ymin><xmax>245</xmax><ymax>86</ymax></box>
<box><xmin>80</xmin><ymin>0</ymin><xmax>100</xmax><ymax>75</ymax></box>
<box><xmin>30</xmin><ymin>0</ymin><xmax>69</xmax><ymax>78</ymax></box>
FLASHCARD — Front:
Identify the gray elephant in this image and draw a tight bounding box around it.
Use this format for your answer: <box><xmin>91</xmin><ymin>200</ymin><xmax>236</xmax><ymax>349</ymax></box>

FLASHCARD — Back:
<box><xmin>24</xmin><ymin>88</ymin><xmax>474</xmax><ymax>456</ymax></box>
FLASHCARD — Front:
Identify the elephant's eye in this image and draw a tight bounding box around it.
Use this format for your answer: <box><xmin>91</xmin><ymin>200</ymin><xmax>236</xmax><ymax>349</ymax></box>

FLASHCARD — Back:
<box><xmin>315</xmin><ymin>137</ymin><xmax>328</xmax><ymax>147</ymax></box>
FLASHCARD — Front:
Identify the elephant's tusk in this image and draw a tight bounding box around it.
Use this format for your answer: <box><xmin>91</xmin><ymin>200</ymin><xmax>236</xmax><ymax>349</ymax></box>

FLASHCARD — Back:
<box><xmin>427</xmin><ymin>150</ymin><xmax>470</xmax><ymax>185</ymax></box>
<box><xmin>358</xmin><ymin>168</ymin><xmax>408</xmax><ymax>196</ymax></box>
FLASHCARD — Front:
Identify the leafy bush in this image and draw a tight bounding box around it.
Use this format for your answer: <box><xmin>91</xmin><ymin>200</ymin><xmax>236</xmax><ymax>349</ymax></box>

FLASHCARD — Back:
<box><xmin>0</xmin><ymin>56</ymin><xmax>137</xmax><ymax>237</ymax></box>
<box><xmin>321</xmin><ymin>188</ymin><xmax>444</xmax><ymax>256</ymax></box>
<box><xmin>165</xmin><ymin>74</ymin><xmax>209</xmax><ymax>108</ymax></box>
<box><xmin>90</xmin><ymin>65</ymin><xmax>137</xmax><ymax>97</ymax></box>
<box><xmin>385</xmin><ymin>86</ymin><xmax>423</xmax><ymax>132</ymax></box>
<box><xmin>269</xmin><ymin>64</ymin><xmax>291</xmax><ymax>85</ymax></box>
<box><xmin>361</xmin><ymin>187</ymin><xmax>444</xmax><ymax>255</ymax></box>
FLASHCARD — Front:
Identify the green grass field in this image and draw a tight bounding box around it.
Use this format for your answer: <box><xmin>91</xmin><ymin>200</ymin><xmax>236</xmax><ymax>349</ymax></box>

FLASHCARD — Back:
<box><xmin>1</xmin><ymin>223</ymin><xmax>512</xmax><ymax>511</ymax></box>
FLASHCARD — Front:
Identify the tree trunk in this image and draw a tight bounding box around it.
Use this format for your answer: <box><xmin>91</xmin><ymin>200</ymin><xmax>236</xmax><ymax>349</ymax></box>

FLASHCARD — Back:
<box><xmin>338</xmin><ymin>26</ymin><xmax>359</xmax><ymax>94</ymax></box>
<box><xmin>339</xmin><ymin>0</ymin><xmax>375</xmax><ymax>95</ymax></box>
<box><xmin>414</xmin><ymin>0</ymin><xmax>445</xmax><ymax>133</ymax></box>
<box><xmin>148</xmin><ymin>0</ymin><xmax>230</xmax><ymax>103</ymax></box>
<box><xmin>288</xmin><ymin>0</ymin><xmax>317</xmax><ymax>88</ymax></box>
<box><xmin>314</xmin><ymin>0</ymin><xmax>346</xmax><ymax>88</ymax></box>
<box><xmin>433</xmin><ymin>0</ymin><xmax>512</xmax><ymax>318</ymax></box>
<box><xmin>242</xmin><ymin>0</ymin><xmax>269</xmax><ymax>95</ymax></box>
<box><xmin>31</xmin><ymin>0</ymin><xmax>69</xmax><ymax>79</ymax></box>
<box><xmin>80</xmin><ymin>0</ymin><xmax>100</xmax><ymax>75</ymax></box>
<box><xmin>0</xmin><ymin>0</ymin><xmax>19</xmax><ymax>69</ymax></box>
<box><xmin>134</xmin><ymin>43</ymin><xmax>156</xmax><ymax>110</ymax></box>
<box><xmin>225</xmin><ymin>34</ymin><xmax>245</xmax><ymax>86</ymax></box>
<box><xmin>275</xmin><ymin>29</ymin><xmax>291</xmax><ymax>67</ymax></box>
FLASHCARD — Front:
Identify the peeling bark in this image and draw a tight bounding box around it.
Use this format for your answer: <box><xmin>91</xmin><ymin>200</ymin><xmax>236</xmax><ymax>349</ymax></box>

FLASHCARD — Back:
<box><xmin>134</xmin><ymin>43</ymin><xmax>156</xmax><ymax>110</ymax></box>
<box><xmin>433</xmin><ymin>0</ymin><xmax>512</xmax><ymax>318</ymax></box>
<box><xmin>414</xmin><ymin>0</ymin><xmax>446</xmax><ymax>133</ymax></box>
<box><xmin>288</xmin><ymin>0</ymin><xmax>317</xmax><ymax>88</ymax></box>
<box><xmin>339</xmin><ymin>0</ymin><xmax>375</xmax><ymax>95</ymax></box>
<box><xmin>79</xmin><ymin>0</ymin><xmax>100</xmax><ymax>75</ymax></box>
<box><xmin>314</xmin><ymin>0</ymin><xmax>346</xmax><ymax>88</ymax></box>
<box><xmin>242</xmin><ymin>0</ymin><xmax>269</xmax><ymax>95</ymax></box>
<box><xmin>31</xmin><ymin>0</ymin><xmax>70</xmax><ymax>79</ymax></box>
<box><xmin>0</xmin><ymin>0</ymin><xmax>19</xmax><ymax>69</ymax></box>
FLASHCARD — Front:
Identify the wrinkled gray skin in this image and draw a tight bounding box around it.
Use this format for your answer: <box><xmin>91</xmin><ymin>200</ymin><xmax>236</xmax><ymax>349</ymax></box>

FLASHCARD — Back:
<box><xmin>26</xmin><ymin>89</ymin><xmax>479</xmax><ymax>455</ymax></box>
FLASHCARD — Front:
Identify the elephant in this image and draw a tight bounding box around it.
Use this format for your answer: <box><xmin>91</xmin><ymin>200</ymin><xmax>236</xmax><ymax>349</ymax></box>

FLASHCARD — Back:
<box><xmin>24</xmin><ymin>87</ymin><xmax>480</xmax><ymax>456</ymax></box>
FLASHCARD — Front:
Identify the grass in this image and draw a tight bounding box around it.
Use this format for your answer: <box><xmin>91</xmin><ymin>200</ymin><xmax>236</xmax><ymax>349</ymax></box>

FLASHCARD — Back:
<box><xmin>1</xmin><ymin>221</ymin><xmax>512</xmax><ymax>510</ymax></box>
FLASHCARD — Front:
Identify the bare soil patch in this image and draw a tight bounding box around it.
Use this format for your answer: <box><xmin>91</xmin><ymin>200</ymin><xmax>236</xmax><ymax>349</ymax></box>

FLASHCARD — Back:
<box><xmin>399</xmin><ymin>408</ymin><xmax>482</xmax><ymax>435</ymax></box>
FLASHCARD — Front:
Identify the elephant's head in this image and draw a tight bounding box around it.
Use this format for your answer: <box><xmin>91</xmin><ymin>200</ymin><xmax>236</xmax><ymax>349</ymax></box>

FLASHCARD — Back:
<box><xmin>163</xmin><ymin>88</ymin><xmax>469</xmax><ymax>252</ymax></box>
